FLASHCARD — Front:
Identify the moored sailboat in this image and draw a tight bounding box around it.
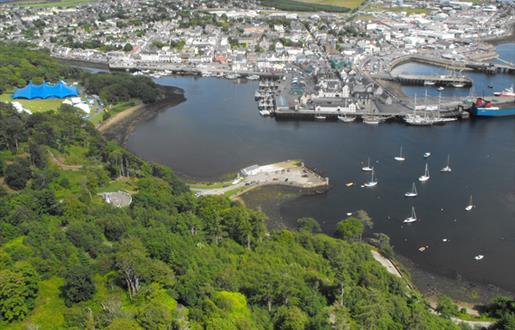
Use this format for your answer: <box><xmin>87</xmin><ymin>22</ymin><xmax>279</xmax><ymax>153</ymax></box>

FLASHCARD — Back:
<box><xmin>363</xmin><ymin>169</ymin><xmax>378</xmax><ymax>187</ymax></box>
<box><xmin>403</xmin><ymin>206</ymin><xmax>417</xmax><ymax>223</ymax></box>
<box><xmin>418</xmin><ymin>163</ymin><xmax>430</xmax><ymax>182</ymax></box>
<box><xmin>394</xmin><ymin>146</ymin><xmax>405</xmax><ymax>161</ymax></box>
<box><xmin>465</xmin><ymin>195</ymin><xmax>474</xmax><ymax>211</ymax></box>
<box><xmin>440</xmin><ymin>155</ymin><xmax>452</xmax><ymax>173</ymax></box>
<box><xmin>361</xmin><ymin>158</ymin><xmax>373</xmax><ymax>172</ymax></box>
<box><xmin>404</xmin><ymin>182</ymin><xmax>418</xmax><ymax>197</ymax></box>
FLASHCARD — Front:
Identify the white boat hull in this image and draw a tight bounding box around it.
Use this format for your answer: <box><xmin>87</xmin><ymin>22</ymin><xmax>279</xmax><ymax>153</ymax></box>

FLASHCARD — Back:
<box><xmin>361</xmin><ymin>167</ymin><xmax>373</xmax><ymax>172</ymax></box>
<box><xmin>394</xmin><ymin>157</ymin><xmax>405</xmax><ymax>161</ymax></box>
<box><xmin>364</xmin><ymin>182</ymin><xmax>377</xmax><ymax>187</ymax></box>
<box><xmin>404</xmin><ymin>193</ymin><xmax>417</xmax><ymax>197</ymax></box>
<box><xmin>419</xmin><ymin>176</ymin><xmax>430</xmax><ymax>182</ymax></box>
<box><xmin>403</xmin><ymin>217</ymin><xmax>417</xmax><ymax>223</ymax></box>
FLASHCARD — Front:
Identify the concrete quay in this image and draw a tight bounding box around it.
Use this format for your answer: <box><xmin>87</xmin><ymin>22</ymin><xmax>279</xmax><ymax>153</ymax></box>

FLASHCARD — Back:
<box><xmin>190</xmin><ymin>160</ymin><xmax>329</xmax><ymax>198</ymax></box>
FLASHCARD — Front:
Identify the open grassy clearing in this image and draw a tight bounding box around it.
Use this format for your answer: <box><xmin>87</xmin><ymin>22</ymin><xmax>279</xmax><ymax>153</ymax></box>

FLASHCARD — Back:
<box><xmin>0</xmin><ymin>92</ymin><xmax>63</xmax><ymax>113</ymax></box>
<box><xmin>8</xmin><ymin>0</ymin><xmax>92</xmax><ymax>8</ymax></box>
<box><xmin>296</xmin><ymin>0</ymin><xmax>364</xmax><ymax>9</ymax></box>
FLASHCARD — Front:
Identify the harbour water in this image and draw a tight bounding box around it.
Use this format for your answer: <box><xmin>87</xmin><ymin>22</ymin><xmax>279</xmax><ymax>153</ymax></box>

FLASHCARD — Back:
<box><xmin>392</xmin><ymin>43</ymin><xmax>515</xmax><ymax>98</ymax></box>
<box><xmin>126</xmin><ymin>45</ymin><xmax>515</xmax><ymax>296</ymax></box>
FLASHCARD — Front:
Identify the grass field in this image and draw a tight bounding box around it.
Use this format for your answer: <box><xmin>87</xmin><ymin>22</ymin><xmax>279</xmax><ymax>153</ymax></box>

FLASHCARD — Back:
<box><xmin>0</xmin><ymin>92</ymin><xmax>63</xmax><ymax>113</ymax></box>
<box><xmin>366</xmin><ymin>5</ymin><xmax>430</xmax><ymax>14</ymax></box>
<box><xmin>296</xmin><ymin>0</ymin><xmax>364</xmax><ymax>9</ymax></box>
<box><xmin>260</xmin><ymin>0</ymin><xmax>360</xmax><ymax>12</ymax></box>
<box><xmin>8</xmin><ymin>0</ymin><xmax>92</xmax><ymax>8</ymax></box>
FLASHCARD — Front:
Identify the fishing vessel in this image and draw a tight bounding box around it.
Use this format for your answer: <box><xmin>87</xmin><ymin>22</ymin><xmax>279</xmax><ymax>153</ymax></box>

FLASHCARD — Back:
<box><xmin>418</xmin><ymin>163</ymin><xmax>430</xmax><ymax>182</ymax></box>
<box><xmin>465</xmin><ymin>195</ymin><xmax>474</xmax><ymax>211</ymax></box>
<box><xmin>469</xmin><ymin>98</ymin><xmax>515</xmax><ymax>117</ymax></box>
<box><xmin>424</xmin><ymin>152</ymin><xmax>431</xmax><ymax>158</ymax></box>
<box><xmin>403</xmin><ymin>206</ymin><xmax>417</xmax><ymax>223</ymax></box>
<box><xmin>361</xmin><ymin>158</ymin><xmax>373</xmax><ymax>172</ymax></box>
<box><xmin>404</xmin><ymin>182</ymin><xmax>418</xmax><ymax>197</ymax></box>
<box><xmin>394</xmin><ymin>146</ymin><xmax>405</xmax><ymax>161</ymax></box>
<box><xmin>440</xmin><ymin>155</ymin><xmax>452</xmax><ymax>172</ymax></box>
<box><xmin>363</xmin><ymin>169</ymin><xmax>378</xmax><ymax>187</ymax></box>
<box><xmin>493</xmin><ymin>85</ymin><xmax>515</xmax><ymax>97</ymax></box>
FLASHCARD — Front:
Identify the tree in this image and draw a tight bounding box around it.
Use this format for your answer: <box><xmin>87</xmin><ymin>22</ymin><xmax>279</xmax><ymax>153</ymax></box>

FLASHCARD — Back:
<box><xmin>0</xmin><ymin>264</ymin><xmax>38</xmax><ymax>322</ymax></box>
<box><xmin>5</xmin><ymin>157</ymin><xmax>32</xmax><ymax>190</ymax></box>
<box><xmin>274</xmin><ymin>306</ymin><xmax>309</xmax><ymax>330</ymax></box>
<box><xmin>436</xmin><ymin>295</ymin><xmax>459</xmax><ymax>319</ymax></box>
<box><xmin>115</xmin><ymin>238</ymin><xmax>150</xmax><ymax>299</ymax></box>
<box><xmin>335</xmin><ymin>217</ymin><xmax>364</xmax><ymax>241</ymax></box>
<box><xmin>123</xmin><ymin>43</ymin><xmax>133</xmax><ymax>52</ymax></box>
<box><xmin>28</xmin><ymin>141</ymin><xmax>47</xmax><ymax>169</ymax></box>
<box><xmin>296</xmin><ymin>217</ymin><xmax>321</xmax><ymax>233</ymax></box>
<box><xmin>61</xmin><ymin>265</ymin><xmax>96</xmax><ymax>306</ymax></box>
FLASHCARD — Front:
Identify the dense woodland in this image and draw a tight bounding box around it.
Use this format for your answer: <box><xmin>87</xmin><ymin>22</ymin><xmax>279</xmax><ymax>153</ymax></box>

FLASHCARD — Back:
<box><xmin>0</xmin><ymin>43</ymin><xmax>163</xmax><ymax>104</ymax></box>
<box><xmin>0</xmin><ymin>43</ymin><xmax>514</xmax><ymax>329</ymax></box>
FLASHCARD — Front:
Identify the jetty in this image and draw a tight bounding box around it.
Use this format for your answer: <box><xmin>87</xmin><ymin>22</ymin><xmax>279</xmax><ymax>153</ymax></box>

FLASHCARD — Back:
<box><xmin>190</xmin><ymin>160</ymin><xmax>329</xmax><ymax>198</ymax></box>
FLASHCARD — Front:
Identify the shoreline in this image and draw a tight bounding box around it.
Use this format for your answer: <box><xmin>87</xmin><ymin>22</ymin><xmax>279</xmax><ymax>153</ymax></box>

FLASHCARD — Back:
<box><xmin>98</xmin><ymin>85</ymin><xmax>185</xmax><ymax>145</ymax></box>
<box><xmin>238</xmin><ymin>184</ymin><xmax>514</xmax><ymax>305</ymax></box>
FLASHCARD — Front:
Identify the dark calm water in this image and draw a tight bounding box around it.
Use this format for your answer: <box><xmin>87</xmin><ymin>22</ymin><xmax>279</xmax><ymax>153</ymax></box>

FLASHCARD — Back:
<box><xmin>127</xmin><ymin>45</ymin><xmax>515</xmax><ymax>293</ymax></box>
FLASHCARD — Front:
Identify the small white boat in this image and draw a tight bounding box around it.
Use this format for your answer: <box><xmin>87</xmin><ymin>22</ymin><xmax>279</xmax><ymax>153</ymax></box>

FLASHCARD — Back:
<box><xmin>403</xmin><ymin>206</ymin><xmax>417</xmax><ymax>223</ymax></box>
<box><xmin>465</xmin><ymin>195</ymin><xmax>474</xmax><ymax>211</ymax></box>
<box><xmin>363</xmin><ymin>169</ymin><xmax>378</xmax><ymax>187</ymax></box>
<box><xmin>424</xmin><ymin>152</ymin><xmax>431</xmax><ymax>158</ymax></box>
<box><xmin>361</xmin><ymin>157</ymin><xmax>373</xmax><ymax>172</ymax></box>
<box><xmin>452</xmin><ymin>82</ymin><xmax>465</xmax><ymax>88</ymax></box>
<box><xmin>259</xmin><ymin>110</ymin><xmax>271</xmax><ymax>116</ymax></box>
<box><xmin>338</xmin><ymin>115</ymin><xmax>356</xmax><ymax>122</ymax></box>
<box><xmin>363</xmin><ymin>116</ymin><xmax>383</xmax><ymax>125</ymax></box>
<box><xmin>404</xmin><ymin>182</ymin><xmax>418</xmax><ymax>197</ymax></box>
<box><xmin>314</xmin><ymin>115</ymin><xmax>326</xmax><ymax>120</ymax></box>
<box><xmin>247</xmin><ymin>75</ymin><xmax>260</xmax><ymax>80</ymax></box>
<box><xmin>394</xmin><ymin>146</ymin><xmax>405</xmax><ymax>161</ymax></box>
<box><xmin>346</xmin><ymin>212</ymin><xmax>352</xmax><ymax>216</ymax></box>
<box><xmin>424</xmin><ymin>81</ymin><xmax>435</xmax><ymax>86</ymax></box>
<box><xmin>474</xmin><ymin>255</ymin><xmax>484</xmax><ymax>261</ymax></box>
<box><xmin>440</xmin><ymin>155</ymin><xmax>452</xmax><ymax>173</ymax></box>
<box><xmin>418</xmin><ymin>163</ymin><xmax>430</xmax><ymax>182</ymax></box>
<box><xmin>437</xmin><ymin>86</ymin><xmax>445</xmax><ymax>91</ymax></box>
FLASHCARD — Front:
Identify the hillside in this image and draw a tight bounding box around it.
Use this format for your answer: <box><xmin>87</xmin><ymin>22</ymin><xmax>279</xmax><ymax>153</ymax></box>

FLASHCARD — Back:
<box><xmin>0</xmin><ymin>102</ymin><xmax>468</xmax><ymax>329</ymax></box>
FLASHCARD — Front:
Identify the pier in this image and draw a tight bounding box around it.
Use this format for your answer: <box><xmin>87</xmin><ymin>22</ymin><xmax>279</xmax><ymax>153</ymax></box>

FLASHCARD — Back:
<box><xmin>392</xmin><ymin>74</ymin><xmax>472</xmax><ymax>87</ymax></box>
<box><xmin>190</xmin><ymin>160</ymin><xmax>329</xmax><ymax>198</ymax></box>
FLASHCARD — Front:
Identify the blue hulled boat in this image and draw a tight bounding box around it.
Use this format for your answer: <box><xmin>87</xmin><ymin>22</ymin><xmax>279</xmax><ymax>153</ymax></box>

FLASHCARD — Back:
<box><xmin>469</xmin><ymin>98</ymin><xmax>515</xmax><ymax>117</ymax></box>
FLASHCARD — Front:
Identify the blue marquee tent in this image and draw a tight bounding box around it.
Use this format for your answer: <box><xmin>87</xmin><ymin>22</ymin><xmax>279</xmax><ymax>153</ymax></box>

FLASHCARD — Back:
<box><xmin>12</xmin><ymin>81</ymin><xmax>79</xmax><ymax>99</ymax></box>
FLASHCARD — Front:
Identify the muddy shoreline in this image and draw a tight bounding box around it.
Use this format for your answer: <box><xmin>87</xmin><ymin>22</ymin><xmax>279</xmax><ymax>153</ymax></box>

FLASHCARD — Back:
<box><xmin>99</xmin><ymin>85</ymin><xmax>185</xmax><ymax>145</ymax></box>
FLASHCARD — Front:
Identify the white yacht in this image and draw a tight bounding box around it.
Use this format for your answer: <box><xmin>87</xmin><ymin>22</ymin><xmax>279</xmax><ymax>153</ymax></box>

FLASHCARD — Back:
<box><xmin>418</xmin><ymin>163</ymin><xmax>430</xmax><ymax>182</ymax></box>
<box><xmin>394</xmin><ymin>146</ymin><xmax>405</xmax><ymax>161</ymax></box>
<box><xmin>465</xmin><ymin>195</ymin><xmax>474</xmax><ymax>211</ymax></box>
<box><xmin>440</xmin><ymin>155</ymin><xmax>452</xmax><ymax>173</ymax></box>
<box><xmin>404</xmin><ymin>182</ymin><xmax>418</xmax><ymax>197</ymax></box>
<box><xmin>361</xmin><ymin>158</ymin><xmax>373</xmax><ymax>172</ymax></box>
<box><xmin>363</xmin><ymin>169</ymin><xmax>378</xmax><ymax>187</ymax></box>
<box><xmin>403</xmin><ymin>206</ymin><xmax>417</xmax><ymax>223</ymax></box>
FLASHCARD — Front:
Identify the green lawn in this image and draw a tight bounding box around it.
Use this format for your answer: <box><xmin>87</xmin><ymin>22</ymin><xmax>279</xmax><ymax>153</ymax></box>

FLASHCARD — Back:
<box><xmin>0</xmin><ymin>92</ymin><xmax>63</xmax><ymax>113</ymax></box>
<box><xmin>366</xmin><ymin>5</ymin><xmax>430</xmax><ymax>14</ymax></box>
<box><xmin>297</xmin><ymin>0</ymin><xmax>364</xmax><ymax>9</ymax></box>
<box><xmin>9</xmin><ymin>0</ymin><xmax>92</xmax><ymax>8</ymax></box>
